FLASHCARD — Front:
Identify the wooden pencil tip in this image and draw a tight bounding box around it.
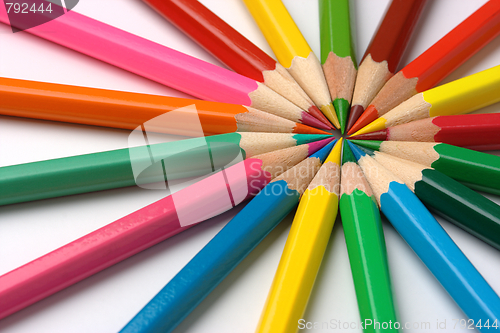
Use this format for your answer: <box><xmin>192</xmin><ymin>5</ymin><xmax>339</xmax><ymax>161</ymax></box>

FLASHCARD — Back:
<box><xmin>342</xmin><ymin>139</ymin><xmax>357</xmax><ymax>165</ymax></box>
<box><xmin>349</xmin><ymin>139</ymin><xmax>383</xmax><ymax>151</ymax></box>
<box><xmin>350</xmin><ymin>129</ymin><xmax>388</xmax><ymax>141</ymax></box>
<box><xmin>308</xmin><ymin>105</ymin><xmax>334</xmax><ymax>129</ymax></box>
<box><xmin>347</xmin><ymin>105</ymin><xmax>379</xmax><ymax>136</ymax></box>
<box><xmin>333</xmin><ymin>98</ymin><xmax>350</xmax><ymax>134</ymax></box>
<box><xmin>301</xmin><ymin>111</ymin><xmax>332</xmax><ymax>130</ymax></box>
<box><xmin>320</xmin><ymin>103</ymin><xmax>341</xmax><ymax>129</ymax></box>
<box><xmin>346</xmin><ymin>140</ymin><xmax>366</xmax><ymax>161</ymax></box>
<box><xmin>307</xmin><ymin>137</ymin><xmax>335</xmax><ymax>156</ymax></box>
<box><xmin>324</xmin><ymin>137</ymin><xmax>342</xmax><ymax>165</ymax></box>
<box><xmin>310</xmin><ymin>139</ymin><xmax>337</xmax><ymax>163</ymax></box>
<box><xmin>346</xmin><ymin>104</ymin><xmax>365</xmax><ymax>134</ymax></box>
<box><xmin>351</xmin><ymin>118</ymin><xmax>387</xmax><ymax>137</ymax></box>
<box><xmin>293</xmin><ymin>123</ymin><xmax>333</xmax><ymax>135</ymax></box>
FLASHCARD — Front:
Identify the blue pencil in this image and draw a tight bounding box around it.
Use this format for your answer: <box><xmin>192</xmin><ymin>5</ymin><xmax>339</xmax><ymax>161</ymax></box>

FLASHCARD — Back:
<box><xmin>119</xmin><ymin>140</ymin><xmax>337</xmax><ymax>333</ymax></box>
<box><xmin>348</xmin><ymin>141</ymin><xmax>500</xmax><ymax>332</ymax></box>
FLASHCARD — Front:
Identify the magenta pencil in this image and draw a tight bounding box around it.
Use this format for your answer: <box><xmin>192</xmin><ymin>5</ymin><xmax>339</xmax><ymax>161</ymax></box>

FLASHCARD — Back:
<box><xmin>0</xmin><ymin>1</ymin><xmax>326</xmax><ymax>129</ymax></box>
<box><xmin>0</xmin><ymin>139</ymin><xmax>332</xmax><ymax>320</ymax></box>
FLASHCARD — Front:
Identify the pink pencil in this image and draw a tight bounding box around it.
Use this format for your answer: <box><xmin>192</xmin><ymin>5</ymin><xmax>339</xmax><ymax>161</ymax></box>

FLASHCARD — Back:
<box><xmin>0</xmin><ymin>139</ymin><xmax>332</xmax><ymax>320</ymax></box>
<box><xmin>0</xmin><ymin>2</ymin><xmax>327</xmax><ymax>129</ymax></box>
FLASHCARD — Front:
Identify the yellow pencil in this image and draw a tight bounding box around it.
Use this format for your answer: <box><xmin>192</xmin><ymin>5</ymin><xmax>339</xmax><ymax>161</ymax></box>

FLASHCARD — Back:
<box><xmin>256</xmin><ymin>138</ymin><xmax>342</xmax><ymax>333</ymax></box>
<box><xmin>351</xmin><ymin>65</ymin><xmax>500</xmax><ymax>136</ymax></box>
<box><xmin>243</xmin><ymin>0</ymin><xmax>340</xmax><ymax>129</ymax></box>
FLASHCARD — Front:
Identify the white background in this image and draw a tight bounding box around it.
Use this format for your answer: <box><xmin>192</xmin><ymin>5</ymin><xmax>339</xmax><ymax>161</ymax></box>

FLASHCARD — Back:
<box><xmin>1</xmin><ymin>0</ymin><xmax>500</xmax><ymax>332</ymax></box>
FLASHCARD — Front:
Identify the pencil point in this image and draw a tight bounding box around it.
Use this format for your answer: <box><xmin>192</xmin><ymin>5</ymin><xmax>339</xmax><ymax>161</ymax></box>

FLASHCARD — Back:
<box><xmin>346</xmin><ymin>140</ymin><xmax>366</xmax><ymax>160</ymax></box>
<box><xmin>333</xmin><ymin>98</ymin><xmax>349</xmax><ymax>134</ymax></box>
<box><xmin>307</xmin><ymin>137</ymin><xmax>335</xmax><ymax>156</ymax></box>
<box><xmin>324</xmin><ymin>138</ymin><xmax>342</xmax><ymax>165</ymax></box>
<box><xmin>301</xmin><ymin>111</ymin><xmax>332</xmax><ymax>130</ymax></box>
<box><xmin>293</xmin><ymin>123</ymin><xmax>333</xmax><ymax>135</ymax></box>
<box><xmin>293</xmin><ymin>134</ymin><xmax>334</xmax><ymax>146</ymax></box>
<box><xmin>350</xmin><ymin>118</ymin><xmax>387</xmax><ymax>137</ymax></box>
<box><xmin>350</xmin><ymin>129</ymin><xmax>388</xmax><ymax>141</ymax></box>
<box><xmin>342</xmin><ymin>140</ymin><xmax>356</xmax><ymax>165</ymax></box>
<box><xmin>308</xmin><ymin>105</ymin><xmax>334</xmax><ymax>129</ymax></box>
<box><xmin>349</xmin><ymin>139</ymin><xmax>383</xmax><ymax>151</ymax></box>
<box><xmin>311</xmin><ymin>139</ymin><xmax>337</xmax><ymax>162</ymax></box>
<box><xmin>347</xmin><ymin>105</ymin><xmax>379</xmax><ymax>135</ymax></box>
<box><xmin>321</xmin><ymin>103</ymin><xmax>341</xmax><ymax>129</ymax></box>
<box><xmin>346</xmin><ymin>104</ymin><xmax>365</xmax><ymax>134</ymax></box>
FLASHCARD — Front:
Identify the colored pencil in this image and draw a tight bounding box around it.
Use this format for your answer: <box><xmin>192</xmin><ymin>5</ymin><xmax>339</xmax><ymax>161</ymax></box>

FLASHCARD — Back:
<box><xmin>0</xmin><ymin>139</ymin><xmax>333</xmax><ymax>320</ymax></box>
<box><xmin>119</xmin><ymin>140</ymin><xmax>336</xmax><ymax>333</ymax></box>
<box><xmin>350</xmin><ymin>140</ymin><xmax>500</xmax><ymax>196</ymax></box>
<box><xmin>319</xmin><ymin>0</ymin><xmax>357</xmax><ymax>134</ymax></box>
<box><xmin>348</xmin><ymin>141</ymin><xmax>500</xmax><ymax>330</ymax></box>
<box><xmin>242</xmin><ymin>0</ymin><xmax>340</xmax><ymax>128</ymax></box>
<box><xmin>0</xmin><ymin>3</ymin><xmax>328</xmax><ymax>129</ymax></box>
<box><xmin>362</xmin><ymin>148</ymin><xmax>500</xmax><ymax>250</ymax></box>
<box><xmin>339</xmin><ymin>142</ymin><xmax>398</xmax><ymax>333</ymax></box>
<box><xmin>256</xmin><ymin>138</ymin><xmax>342</xmax><ymax>333</ymax></box>
<box><xmin>348</xmin><ymin>0</ymin><xmax>500</xmax><ymax>135</ymax></box>
<box><xmin>351</xmin><ymin>65</ymin><xmax>500</xmax><ymax>136</ymax></box>
<box><xmin>346</xmin><ymin>0</ymin><xmax>427</xmax><ymax>133</ymax></box>
<box><xmin>0</xmin><ymin>133</ymin><xmax>331</xmax><ymax>206</ymax></box>
<box><xmin>350</xmin><ymin>113</ymin><xmax>500</xmax><ymax>151</ymax></box>
<box><xmin>0</xmin><ymin>77</ymin><xmax>332</xmax><ymax>136</ymax></box>
<box><xmin>141</xmin><ymin>0</ymin><xmax>332</xmax><ymax>128</ymax></box>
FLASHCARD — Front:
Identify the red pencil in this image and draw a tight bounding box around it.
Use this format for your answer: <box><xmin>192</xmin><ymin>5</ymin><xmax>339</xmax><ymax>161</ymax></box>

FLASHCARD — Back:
<box><xmin>350</xmin><ymin>113</ymin><xmax>500</xmax><ymax>151</ymax></box>
<box><xmin>142</xmin><ymin>0</ymin><xmax>332</xmax><ymax>128</ymax></box>
<box><xmin>349</xmin><ymin>0</ymin><xmax>500</xmax><ymax>135</ymax></box>
<box><xmin>346</xmin><ymin>0</ymin><xmax>427</xmax><ymax>133</ymax></box>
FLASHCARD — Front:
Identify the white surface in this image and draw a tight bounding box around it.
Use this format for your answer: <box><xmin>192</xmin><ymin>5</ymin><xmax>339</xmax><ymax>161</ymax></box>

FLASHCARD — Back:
<box><xmin>0</xmin><ymin>0</ymin><xmax>500</xmax><ymax>332</ymax></box>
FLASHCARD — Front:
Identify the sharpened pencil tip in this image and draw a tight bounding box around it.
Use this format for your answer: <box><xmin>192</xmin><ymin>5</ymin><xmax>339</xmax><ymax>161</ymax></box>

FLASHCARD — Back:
<box><xmin>308</xmin><ymin>105</ymin><xmax>334</xmax><ymax>129</ymax></box>
<box><xmin>301</xmin><ymin>111</ymin><xmax>332</xmax><ymax>130</ymax></box>
<box><xmin>333</xmin><ymin>98</ymin><xmax>350</xmax><ymax>134</ymax></box>
<box><xmin>346</xmin><ymin>140</ymin><xmax>366</xmax><ymax>160</ymax></box>
<box><xmin>346</xmin><ymin>104</ymin><xmax>365</xmax><ymax>134</ymax></box>
<box><xmin>310</xmin><ymin>139</ymin><xmax>337</xmax><ymax>162</ymax></box>
<box><xmin>342</xmin><ymin>139</ymin><xmax>356</xmax><ymax>165</ymax></box>
<box><xmin>349</xmin><ymin>139</ymin><xmax>383</xmax><ymax>151</ymax></box>
<box><xmin>307</xmin><ymin>137</ymin><xmax>335</xmax><ymax>156</ymax></box>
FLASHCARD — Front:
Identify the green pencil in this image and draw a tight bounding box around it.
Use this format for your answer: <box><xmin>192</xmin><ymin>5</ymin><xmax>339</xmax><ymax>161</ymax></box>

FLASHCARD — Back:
<box><xmin>0</xmin><ymin>133</ymin><xmax>330</xmax><ymax>206</ymax></box>
<box><xmin>339</xmin><ymin>141</ymin><xmax>398</xmax><ymax>333</ymax></box>
<box><xmin>350</xmin><ymin>140</ymin><xmax>500</xmax><ymax>195</ymax></box>
<box><xmin>319</xmin><ymin>0</ymin><xmax>357</xmax><ymax>134</ymax></box>
<box><xmin>359</xmin><ymin>147</ymin><xmax>500</xmax><ymax>250</ymax></box>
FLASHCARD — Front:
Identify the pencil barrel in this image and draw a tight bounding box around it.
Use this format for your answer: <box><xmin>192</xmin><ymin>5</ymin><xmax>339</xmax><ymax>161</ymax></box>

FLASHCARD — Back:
<box><xmin>415</xmin><ymin>169</ymin><xmax>500</xmax><ymax>250</ymax></box>
<box><xmin>120</xmin><ymin>181</ymin><xmax>300</xmax><ymax>333</ymax></box>
<box><xmin>340</xmin><ymin>190</ymin><xmax>398</xmax><ymax>333</ymax></box>
<box><xmin>381</xmin><ymin>182</ymin><xmax>500</xmax><ymax>327</ymax></box>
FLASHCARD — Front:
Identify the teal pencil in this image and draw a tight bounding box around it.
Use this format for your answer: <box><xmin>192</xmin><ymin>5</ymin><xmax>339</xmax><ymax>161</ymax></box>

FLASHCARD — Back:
<box><xmin>0</xmin><ymin>132</ymin><xmax>330</xmax><ymax>205</ymax></box>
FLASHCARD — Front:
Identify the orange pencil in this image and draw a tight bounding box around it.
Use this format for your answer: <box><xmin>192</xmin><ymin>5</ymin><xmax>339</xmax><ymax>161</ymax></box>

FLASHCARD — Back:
<box><xmin>0</xmin><ymin>77</ymin><xmax>331</xmax><ymax>136</ymax></box>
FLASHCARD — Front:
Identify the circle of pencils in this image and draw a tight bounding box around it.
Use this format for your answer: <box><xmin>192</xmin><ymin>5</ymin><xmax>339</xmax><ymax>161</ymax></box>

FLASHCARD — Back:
<box><xmin>1</xmin><ymin>0</ymin><xmax>500</xmax><ymax>332</ymax></box>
